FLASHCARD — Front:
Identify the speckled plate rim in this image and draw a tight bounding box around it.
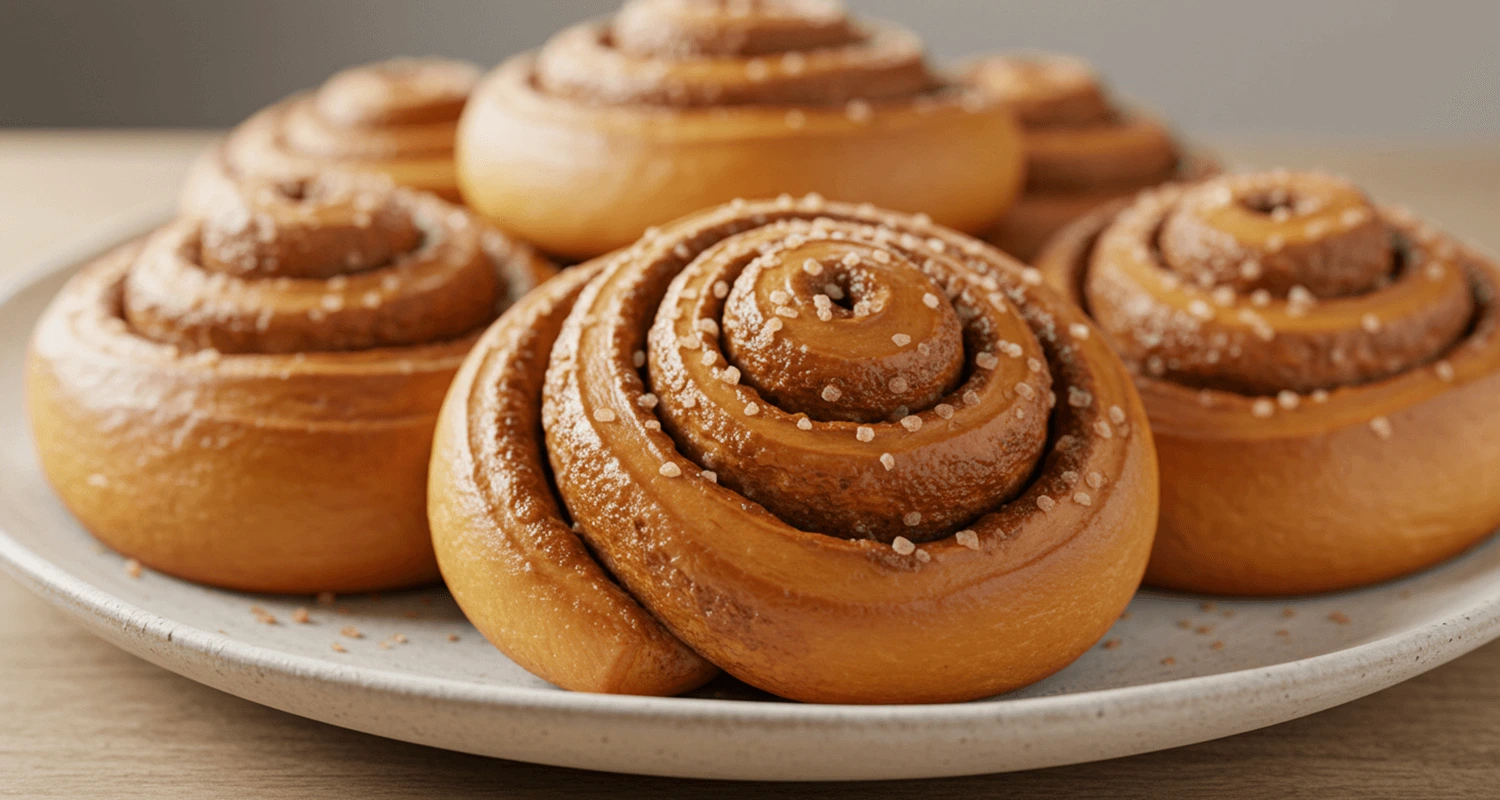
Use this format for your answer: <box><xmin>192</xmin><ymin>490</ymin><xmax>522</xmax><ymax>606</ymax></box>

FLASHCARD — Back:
<box><xmin>3</xmin><ymin>210</ymin><xmax>1499</xmax><ymax>781</ymax></box>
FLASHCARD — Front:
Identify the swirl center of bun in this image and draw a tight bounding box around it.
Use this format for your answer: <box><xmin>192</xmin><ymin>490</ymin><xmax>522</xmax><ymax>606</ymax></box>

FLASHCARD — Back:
<box><xmin>613</xmin><ymin>0</ymin><xmax>856</xmax><ymax>57</ymax></box>
<box><xmin>184</xmin><ymin>57</ymin><xmax>481</xmax><ymax>203</ymax></box>
<box><xmin>198</xmin><ymin>177</ymin><xmax>422</xmax><ymax>279</ymax></box>
<box><xmin>1158</xmin><ymin>172</ymin><xmax>1392</xmax><ymax>297</ymax></box>
<box><xmin>966</xmin><ymin>54</ymin><xmax>1112</xmax><ymax>128</ymax></box>
<box><xmin>535</xmin><ymin>0</ymin><xmax>935</xmax><ymax>107</ymax></box>
<box><xmin>715</xmin><ymin>237</ymin><xmax>968</xmax><ymax>422</ymax></box>
<box><xmin>277</xmin><ymin>58</ymin><xmax>477</xmax><ymax>163</ymax></box>
<box><xmin>315</xmin><ymin>58</ymin><xmax>481</xmax><ymax>128</ymax></box>
<box><xmin>125</xmin><ymin>175</ymin><xmax>501</xmax><ymax>354</ymax></box>
<box><xmin>558</xmin><ymin>198</ymin><xmax>1073</xmax><ymax>546</ymax></box>
<box><xmin>1084</xmin><ymin>171</ymin><xmax>1475</xmax><ymax>394</ymax></box>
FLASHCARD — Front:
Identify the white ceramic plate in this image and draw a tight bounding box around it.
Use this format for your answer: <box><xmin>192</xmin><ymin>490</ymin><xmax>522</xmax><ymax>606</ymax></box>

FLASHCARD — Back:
<box><xmin>4</xmin><ymin>214</ymin><xmax>1500</xmax><ymax>782</ymax></box>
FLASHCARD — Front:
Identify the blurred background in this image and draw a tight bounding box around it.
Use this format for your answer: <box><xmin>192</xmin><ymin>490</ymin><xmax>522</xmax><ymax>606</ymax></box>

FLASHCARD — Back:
<box><xmin>2</xmin><ymin>0</ymin><xmax>1496</xmax><ymax>136</ymax></box>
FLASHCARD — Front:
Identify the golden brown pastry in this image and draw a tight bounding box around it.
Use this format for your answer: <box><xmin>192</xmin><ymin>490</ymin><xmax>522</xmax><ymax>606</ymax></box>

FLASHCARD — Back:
<box><xmin>1037</xmin><ymin>170</ymin><xmax>1500</xmax><ymax>596</ymax></box>
<box><xmin>181</xmin><ymin>58</ymin><xmax>480</xmax><ymax>208</ymax></box>
<box><xmin>966</xmin><ymin>52</ymin><xmax>1216</xmax><ymax>262</ymax></box>
<box><xmin>429</xmin><ymin>195</ymin><xmax>1158</xmax><ymax>703</ymax></box>
<box><xmin>28</xmin><ymin>173</ymin><xmax>553</xmax><ymax>594</ymax></box>
<box><xmin>456</xmin><ymin>0</ymin><xmax>1026</xmax><ymax>261</ymax></box>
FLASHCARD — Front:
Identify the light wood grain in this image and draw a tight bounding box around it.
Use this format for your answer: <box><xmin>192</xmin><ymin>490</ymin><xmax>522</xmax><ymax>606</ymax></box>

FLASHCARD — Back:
<box><xmin>2</xmin><ymin>131</ymin><xmax>1498</xmax><ymax>799</ymax></box>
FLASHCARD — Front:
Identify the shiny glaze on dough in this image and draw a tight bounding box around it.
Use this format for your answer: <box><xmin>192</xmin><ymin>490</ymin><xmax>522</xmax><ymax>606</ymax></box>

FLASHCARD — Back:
<box><xmin>457</xmin><ymin>0</ymin><xmax>1025</xmax><ymax>259</ymax></box>
<box><xmin>28</xmin><ymin>174</ymin><xmax>553</xmax><ymax>594</ymax></box>
<box><xmin>966</xmin><ymin>52</ymin><xmax>1214</xmax><ymax>262</ymax></box>
<box><xmin>1038</xmin><ymin>171</ymin><xmax>1500</xmax><ymax>595</ymax></box>
<box><xmin>430</xmin><ymin>196</ymin><xmax>1157</xmax><ymax>703</ymax></box>
<box><xmin>180</xmin><ymin>58</ymin><xmax>481</xmax><ymax>207</ymax></box>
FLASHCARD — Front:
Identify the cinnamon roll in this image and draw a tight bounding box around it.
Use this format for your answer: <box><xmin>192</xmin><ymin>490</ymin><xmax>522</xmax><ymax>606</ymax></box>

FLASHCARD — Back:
<box><xmin>1037</xmin><ymin>171</ymin><xmax>1500</xmax><ymax>596</ymax></box>
<box><xmin>456</xmin><ymin>0</ymin><xmax>1025</xmax><ymax>260</ymax></box>
<box><xmin>28</xmin><ymin>174</ymin><xmax>553</xmax><ymax>594</ymax></box>
<box><xmin>966</xmin><ymin>53</ymin><xmax>1216</xmax><ymax>262</ymax></box>
<box><xmin>429</xmin><ymin>195</ymin><xmax>1157</xmax><ymax>703</ymax></box>
<box><xmin>181</xmin><ymin>58</ymin><xmax>480</xmax><ymax>208</ymax></box>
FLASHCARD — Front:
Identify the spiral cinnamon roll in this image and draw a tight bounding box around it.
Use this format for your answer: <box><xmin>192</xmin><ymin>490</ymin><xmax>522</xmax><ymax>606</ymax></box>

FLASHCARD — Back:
<box><xmin>457</xmin><ymin>0</ymin><xmax>1025</xmax><ymax>260</ymax></box>
<box><xmin>28</xmin><ymin>174</ymin><xmax>554</xmax><ymax>594</ymax></box>
<box><xmin>181</xmin><ymin>58</ymin><xmax>480</xmax><ymax>209</ymax></box>
<box><xmin>1037</xmin><ymin>171</ymin><xmax>1500</xmax><ymax>596</ymax></box>
<box><xmin>965</xmin><ymin>53</ymin><xmax>1216</xmax><ymax>262</ymax></box>
<box><xmin>429</xmin><ymin>195</ymin><xmax>1157</xmax><ymax>703</ymax></box>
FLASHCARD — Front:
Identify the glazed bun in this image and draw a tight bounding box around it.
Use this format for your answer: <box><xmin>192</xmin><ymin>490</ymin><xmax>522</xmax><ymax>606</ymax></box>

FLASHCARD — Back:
<box><xmin>1037</xmin><ymin>170</ymin><xmax>1500</xmax><ymax>595</ymax></box>
<box><xmin>429</xmin><ymin>195</ymin><xmax>1157</xmax><ymax>702</ymax></box>
<box><xmin>181</xmin><ymin>58</ymin><xmax>481</xmax><ymax>209</ymax></box>
<box><xmin>966</xmin><ymin>52</ymin><xmax>1215</xmax><ymax>262</ymax></box>
<box><xmin>457</xmin><ymin>0</ymin><xmax>1025</xmax><ymax>260</ymax></box>
<box><xmin>29</xmin><ymin>173</ymin><xmax>553</xmax><ymax>593</ymax></box>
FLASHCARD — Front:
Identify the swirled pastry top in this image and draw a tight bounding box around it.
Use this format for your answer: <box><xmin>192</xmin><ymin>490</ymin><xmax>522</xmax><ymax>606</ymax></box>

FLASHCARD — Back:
<box><xmin>966</xmin><ymin>53</ymin><xmax>1183</xmax><ymax>193</ymax></box>
<box><xmin>1036</xmin><ymin>169</ymin><xmax>1500</xmax><ymax>597</ymax></box>
<box><xmin>138</xmin><ymin>174</ymin><xmax>550</xmax><ymax>358</ymax></box>
<box><xmin>30</xmin><ymin>171</ymin><xmax>551</xmax><ymax>597</ymax></box>
<box><xmin>1040</xmin><ymin>170</ymin><xmax>1499</xmax><ymax>429</ymax></box>
<box><xmin>455</xmin><ymin>0</ymin><xmax>1024</xmax><ymax>261</ymax></box>
<box><xmin>546</xmin><ymin>196</ymin><xmax>1144</xmax><ymax>552</ymax></box>
<box><xmin>200</xmin><ymin>58</ymin><xmax>480</xmax><ymax>201</ymax></box>
<box><xmin>429</xmin><ymin>193</ymin><xmax>1158</xmax><ymax>703</ymax></box>
<box><xmin>530</xmin><ymin>0</ymin><xmax>954</xmax><ymax>108</ymax></box>
<box><xmin>46</xmin><ymin>174</ymin><xmax>550</xmax><ymax>403</ymax></box>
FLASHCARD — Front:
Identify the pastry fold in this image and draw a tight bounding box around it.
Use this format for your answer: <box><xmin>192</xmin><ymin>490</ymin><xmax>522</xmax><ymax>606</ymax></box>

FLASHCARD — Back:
<box><xmin>28</xmin><ymin>173</ymin><xmax>553</xmax><ymax>593</ymax></box>
<box><xmin>966</xmin><ymin>53</ymin><xmax>1215</xmax><ymax>262</ymax></box>
<box><xmin>430</xmin><ymin>196</ymin><xmax>1158</xmax><ymax>703</ymax></box>
<box><xmin>1038</xmin><ymin>171</ymin><xmax>1500</xmax><ymax>595</ymax></box>
<box><xmin>456</xmin><ymin>0</ymin><xmax>1025</xmax><ymax>260</ymax></box>
<box><xmin>182</xmin><ymin>58</ymin><xmax>481</xmax><ymax>206</ymax></box>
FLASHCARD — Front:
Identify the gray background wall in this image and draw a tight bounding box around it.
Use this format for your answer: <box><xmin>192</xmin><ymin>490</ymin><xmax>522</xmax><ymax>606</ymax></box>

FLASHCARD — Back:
<box><xmin>2</xmin><ymin>0</ymin><xmax>1496</xmax><ymax>136</ymax></box>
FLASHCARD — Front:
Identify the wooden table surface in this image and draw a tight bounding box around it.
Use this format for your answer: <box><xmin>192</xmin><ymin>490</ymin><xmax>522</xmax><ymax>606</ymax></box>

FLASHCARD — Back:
<box><xmin>2</xmin><ymin>131</ymin><xmax>1498</xmax><ymax>799</ymax></box>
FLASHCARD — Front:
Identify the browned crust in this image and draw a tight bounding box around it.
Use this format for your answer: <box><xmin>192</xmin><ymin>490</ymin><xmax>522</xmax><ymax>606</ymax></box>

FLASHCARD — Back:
<box><xmin>1037</xmin><ymin>195</ymin><xmax>1500</xmax><ymax>595</ymax></box>
<box><xmin>429</xmin><ymin>197</ymin><xmax>1158</xmax><ymax>702</ymax></box>
<box><xmin>965</xmin><ymin>52</ymin><xmax>1216</xmax><ymax>264</ymax></box>
<box><xmin>28</xmin><ymin>247</ymin><xmax>460</xmax><ymax>592</ymax></box>
<box><xmin>179</xmin><ymin>58</ymin><xmax>479</xmax><ymax>208</ymax></box>
<box><xmin>28</xmin><ymin>184</ymin><xmax>553</xmax><ymax>593</ymax></box>
<box><xmin>458</xmin><ymin>11</ymin><xmax>1026</xmax><ymax>261</ymax></box>
<box><xmin>429</xmin><ymin>263</ymin><xmax>718</xmax><ymax>695</ymax></box>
